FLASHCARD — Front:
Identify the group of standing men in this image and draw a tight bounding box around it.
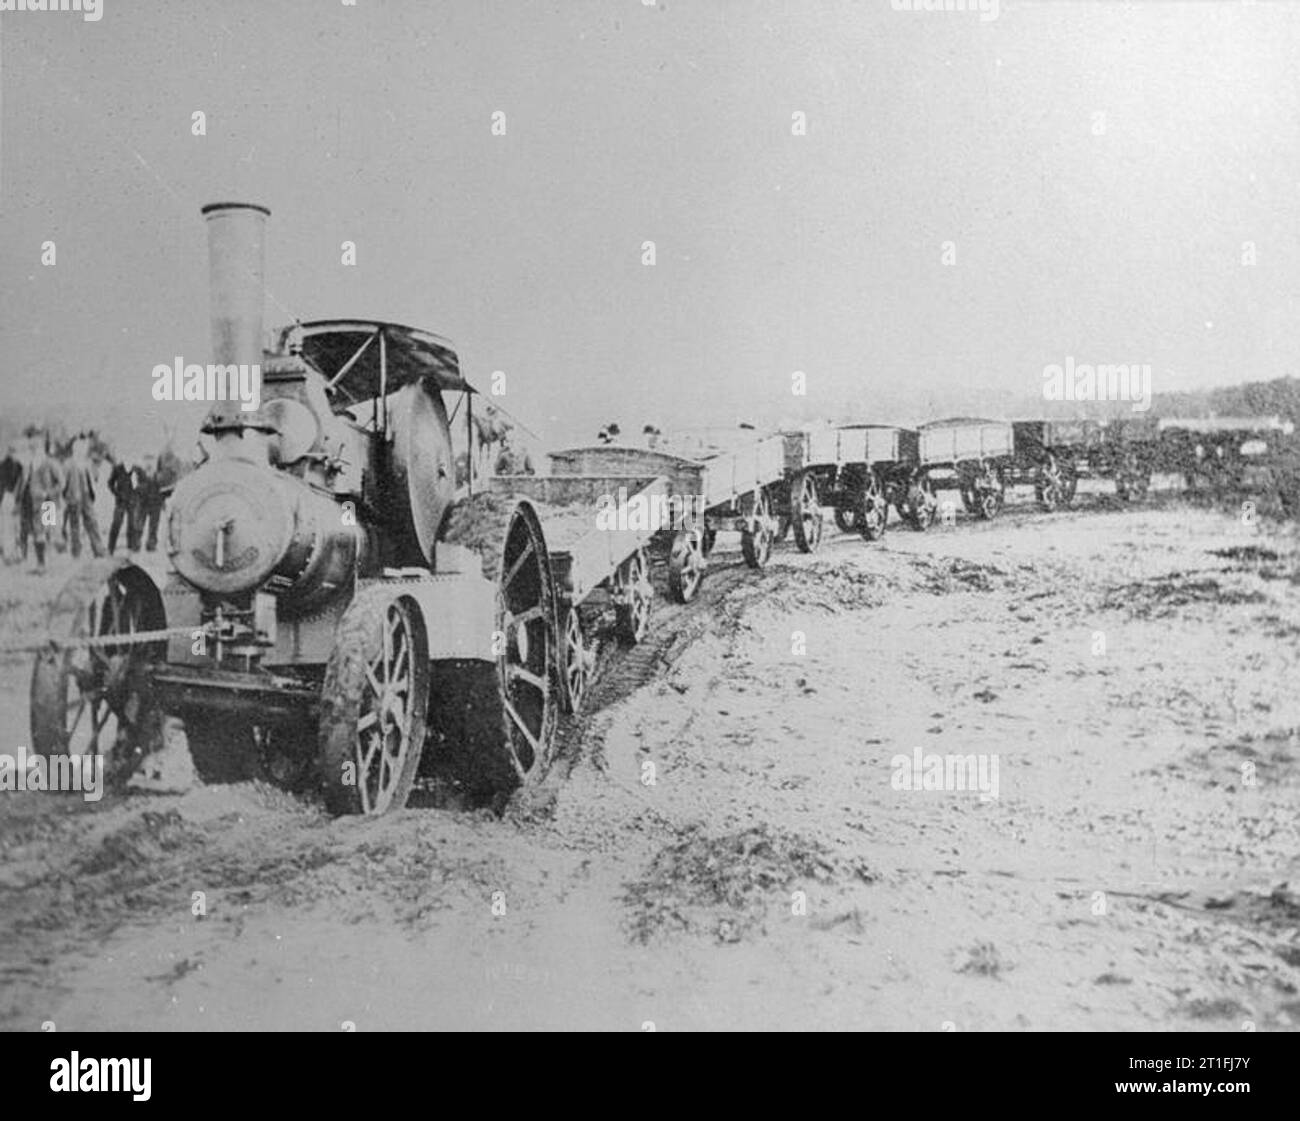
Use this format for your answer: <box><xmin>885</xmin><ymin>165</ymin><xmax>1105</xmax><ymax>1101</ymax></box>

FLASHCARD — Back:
<box><xmin>0</xmin><ymin>427</ymin><xmax>177</xmax><ymax>571</ymax></box>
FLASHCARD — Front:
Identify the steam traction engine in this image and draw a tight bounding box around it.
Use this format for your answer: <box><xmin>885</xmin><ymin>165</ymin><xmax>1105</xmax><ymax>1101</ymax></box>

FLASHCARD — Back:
<box><xmin>30</xmin><ymin>203</ymin><xmax>562</xmax><ymax>814</ymax></box>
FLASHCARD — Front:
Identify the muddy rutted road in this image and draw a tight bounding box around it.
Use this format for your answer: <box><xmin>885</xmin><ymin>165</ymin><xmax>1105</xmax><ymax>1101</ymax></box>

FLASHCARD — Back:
<box><xmin>3</xmin><ymin>499</ymin><xmax>1300</xmax><ymax>1031</ymax></box>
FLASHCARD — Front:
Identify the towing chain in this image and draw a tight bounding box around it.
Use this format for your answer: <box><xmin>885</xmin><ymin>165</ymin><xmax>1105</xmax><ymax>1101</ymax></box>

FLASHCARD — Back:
<box><xmin>0</xmin><ymin>625</ymin><xmax>208</xmax><ymax>657</ymax></box>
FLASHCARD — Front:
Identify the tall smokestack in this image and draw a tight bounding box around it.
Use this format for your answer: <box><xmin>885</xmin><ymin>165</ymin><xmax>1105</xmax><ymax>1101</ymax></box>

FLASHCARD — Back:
<box><xmin>201</xmin><ymin>202</ymin><xmax>270</xmax><ymax>437</ymax></box>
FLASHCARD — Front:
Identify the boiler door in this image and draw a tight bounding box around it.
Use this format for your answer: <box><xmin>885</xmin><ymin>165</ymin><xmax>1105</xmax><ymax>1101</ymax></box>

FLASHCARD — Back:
<box><xmin>168</xmin><ymin>459</ymin><xmax>296</xmax><ymax>595</ymax></box>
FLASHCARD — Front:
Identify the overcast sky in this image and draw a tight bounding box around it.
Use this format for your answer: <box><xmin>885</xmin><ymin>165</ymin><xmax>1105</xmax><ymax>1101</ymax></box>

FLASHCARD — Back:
<box><xmin>1</xmin><ymin>0</ymin><xmax>1297</xmax><ymax>452</ymax></box>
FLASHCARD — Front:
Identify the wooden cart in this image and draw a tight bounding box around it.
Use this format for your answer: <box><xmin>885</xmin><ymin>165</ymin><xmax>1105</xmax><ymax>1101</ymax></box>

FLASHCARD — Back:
<box><xmin>1009</xmin><ymin>419</ymin><xmax>1103</xmax><ymax>511</ymax></box>
<box><xmin>917</xmin><ymin>418</ymin><xmax>1015</xmax><ymax>522</ymax></box>
<box><xmin>1095</xmin><ymin>416</ymin><xmax>1161</xmax><ymax>501</ymax></box>
<box><xmin>779</xmin><ymin>425</ymin><xmax>921</xmax><ymax>544</ymax></box>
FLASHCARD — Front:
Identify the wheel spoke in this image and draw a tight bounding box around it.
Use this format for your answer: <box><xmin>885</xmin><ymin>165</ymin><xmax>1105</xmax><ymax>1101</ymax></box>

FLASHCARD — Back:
<box><xmin>508</xmin><ymin>664</ymin><xmax>546</xmax><ymax>692</ymax></box>
<box><xmin>380</xmin><ymin>616</ymin><xmax>394</xmax><ymax>687</ymax></box>
<box><xmin>85</xmin><ymin>700</ymin><xmax>112</xmax><ymax>754</ymax></box>
<box><xmin>510</xmin><ymin>604</ymin><xmax>546</xmax><ymax>627</ymax></box>
<box><xmin>501</xmin><ymin>540</ymin><xmax>536</xmax><ymax>594</ymax></box>
<box><xmin>391</xmin><ymin>635</ymin><xmax>409</xmax><ymax>682</ymax></box>
<box><xmin>501</xmin><ymin>697</ymin><xmax>543</xmax><ymax>761</ymax></box>
<box><xmin>358</xmin><ymin>725</ymin><xmax>382</xmax><ymax>779</ymax></box>
<box><xmin>66</xmin><ymin>696</ymin><xmax>89</xmax><ymax>738</ymax></box>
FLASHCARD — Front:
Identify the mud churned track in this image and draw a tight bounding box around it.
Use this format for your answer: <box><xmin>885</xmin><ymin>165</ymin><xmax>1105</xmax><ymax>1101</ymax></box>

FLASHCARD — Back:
<box><xmin>2</xmin><ymin>498</ymin><xmax>1300</xmax><ymax>1030</ymax></box>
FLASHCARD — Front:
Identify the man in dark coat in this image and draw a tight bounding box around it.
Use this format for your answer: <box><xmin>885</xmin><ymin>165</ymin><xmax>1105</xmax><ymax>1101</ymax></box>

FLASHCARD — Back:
<box><xmin>0</xmin><ymin>448</ymin><xmax>21</xmax><ymax>562</ymax></box>
<box><xmin>107</xmin><ymin>455</ymin><xmax>138</xmax><ymax>554</ymax></box>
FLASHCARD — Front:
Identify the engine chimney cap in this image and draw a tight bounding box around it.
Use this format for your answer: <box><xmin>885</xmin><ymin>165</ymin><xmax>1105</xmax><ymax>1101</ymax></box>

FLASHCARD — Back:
<box><xmin>201</xmin><ymin>201</ymin><xmax>271</xmax><ymax>217</ymax></box>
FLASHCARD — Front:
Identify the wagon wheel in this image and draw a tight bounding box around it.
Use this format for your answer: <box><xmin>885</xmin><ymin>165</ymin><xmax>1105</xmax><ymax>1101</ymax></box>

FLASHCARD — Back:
<box><xmin>855</xmin><ymin>473</ymin><xmax>886</xmax><ymax>542</ymax></box>
<box><xmin>1117</xmin><ymin>454</ymin><xmax>1148</xmax><ymax>502</ymax></box>
<box><xmin>30</xmin><ymin>565</ymin><xmax>165</xmax><ymax>784</ymax></box>
<box><xmin>886</xmin><ymin>481</ymin><xmax>909</xmax><ymax>525</ymax></box>
<box><xmin>833</xmin><ymin>506</ymin><xmax>857</xmax><ymax>533</ymax></box>
<box><xmin>790</xmin><ymin>471</ymin><xmax>824</xmax><ymax>554</ymax></box>
<box><xmin>493</xmin><ymin>505</ymin><xmax>560</xmax><ymax>784</ymax></box>
<box><xmin>740</xmin><ymin>487</ymin><xmax>775</xmax><ymax>569</ymax></box>
<box><xmin>976</xmin><ymin>469</ymin><xmax>1005</xmax><ymax>520</ymax></box>
<box><xmin>1035</xmin><ymin>455</ymin><xmax>1064</xmax><ymax>512</ymax></box>
<box><xmin>1060</xmin><ymin>457</ymin><xmax>1079</xmax><ymax>506</ymax></box>
<box><xmin>668</xmin><ymin>528</ymin><xmax>706</xmax><ymax>603</ymax></box>
<box><xmin>560</xmin><ymin>607</ymin><xmax>588</xmax><ymax>714</ymax></box>
<box><xmin>318</xmin><ymin>586</ymin><xmax>431</xmax><ymax>815</ymax></box>
<box><xmin>614</xmin><ymin>547</ymin><xmax>653</xmax><ymax>644</ymax></box>
<box><xmin>907</xmin><ymin>475</ymin><xmax>937</xmax><ymax>531</ymax></box>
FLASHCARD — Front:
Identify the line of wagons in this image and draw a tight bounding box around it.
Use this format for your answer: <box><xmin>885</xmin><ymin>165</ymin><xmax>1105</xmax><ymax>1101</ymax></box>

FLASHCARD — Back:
<box><xmin>34</xmin><ymin>203</ymin><xmax>1296</xmax><ymax>820</ymax></box>
<box><xmin>493</xmin><ymin>411</ymin><xmax>1294</xmax><ymax>712</ymax></box>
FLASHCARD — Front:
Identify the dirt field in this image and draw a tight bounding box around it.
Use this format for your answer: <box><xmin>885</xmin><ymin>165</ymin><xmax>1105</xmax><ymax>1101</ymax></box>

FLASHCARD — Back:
<box><xmin>2</xmin><ymin>483</ymin><xmax>1299</xmax><ymax>1031</ymax></box>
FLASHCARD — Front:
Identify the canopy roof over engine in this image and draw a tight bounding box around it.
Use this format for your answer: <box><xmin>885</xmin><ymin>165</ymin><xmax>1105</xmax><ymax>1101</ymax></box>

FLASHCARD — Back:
<box><xmin>273</xmin><ymin>319</ymin><xmax>473</xmax><ymax>401</ymax></box>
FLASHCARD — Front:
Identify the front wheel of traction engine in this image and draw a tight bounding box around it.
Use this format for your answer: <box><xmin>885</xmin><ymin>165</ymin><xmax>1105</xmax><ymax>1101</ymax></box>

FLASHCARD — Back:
<box><xmin>318</xmin><ymin>586</ymin><xmax>431</xmax><ymax>815</ymax></box>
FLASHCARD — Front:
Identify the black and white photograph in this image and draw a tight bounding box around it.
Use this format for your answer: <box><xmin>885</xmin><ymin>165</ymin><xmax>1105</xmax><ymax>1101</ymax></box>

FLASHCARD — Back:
<box><xmin>0</xmin><ymin>0</ymin><xmax>1298</xmax><ymax>1057</ymax></box>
